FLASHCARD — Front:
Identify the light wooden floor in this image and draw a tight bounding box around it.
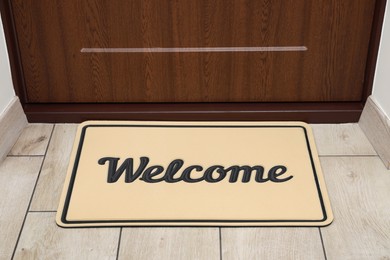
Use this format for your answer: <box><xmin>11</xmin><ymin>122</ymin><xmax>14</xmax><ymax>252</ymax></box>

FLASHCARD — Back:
<box><xmin>0</xmin><ymin>123</ymin><xmax>389</xmax><ymax>260</ymax></box>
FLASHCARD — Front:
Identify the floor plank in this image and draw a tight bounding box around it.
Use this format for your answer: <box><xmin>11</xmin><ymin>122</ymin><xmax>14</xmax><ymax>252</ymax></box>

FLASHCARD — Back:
<box><xmin>0</xmin><ymin>157</ymin><xmax>43</xmax><ymax>260</ymax></box>
<box><xmin>119</xmin><ymin>228</ymin><xmax>220</xmax><ymax>260</ymax></box>
<box><xmin>311</xmin><ymin>124</ymin><xmax>377</xmax><ymax>156</ymax></box>
<box><xmin>221</xmin><ymin>228</ymin><xmax>325</xmax><ymax>260</ymax></box>
<box><xmin>30</xmin><ymin>124</ymin><xmax>78</xmax><ymax>211</ymax></box>
<box><xmin>13</xmin><ymin>212</ymin><xmax>119</xmax><ymax>260</ymax></box>
<box><xmin>320</xmin><ymin>157</ymin><xmax>390</xmax><ymax>259</ymax></box>
<box><xmin>9</xmin><ymin>124</ymin><xmax>53</xmax><ymax>156</ymax></box>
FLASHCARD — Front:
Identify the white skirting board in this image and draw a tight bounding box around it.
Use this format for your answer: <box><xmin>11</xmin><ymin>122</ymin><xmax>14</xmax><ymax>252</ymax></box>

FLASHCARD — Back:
<box><xmin>0</xmin><ymin>97</ymin><xmax>28</xmax><ymax>162</ymax></box>
<box><xmin>359</xmin><ymin>96</ymin><xmax>390</xmax><ymax>169</ymax></box>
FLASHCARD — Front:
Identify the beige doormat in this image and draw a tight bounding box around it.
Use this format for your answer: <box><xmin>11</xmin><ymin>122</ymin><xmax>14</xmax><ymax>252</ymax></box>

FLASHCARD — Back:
<box><xmin>57</xmin><ymin>121</ymin><xmax>333</xmax><ymax>227</ymax></box>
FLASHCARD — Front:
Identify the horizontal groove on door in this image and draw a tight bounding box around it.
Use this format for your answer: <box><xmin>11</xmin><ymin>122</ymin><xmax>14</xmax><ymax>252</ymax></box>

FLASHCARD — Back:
<box><xmin>80</xmin><ymin>46</ymin><xmax>309</xmax><ymax>53</ymax></box>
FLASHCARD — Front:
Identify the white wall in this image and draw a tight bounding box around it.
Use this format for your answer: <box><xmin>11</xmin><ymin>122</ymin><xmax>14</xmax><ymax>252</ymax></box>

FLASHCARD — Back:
<box><xmin>372</xmin><ymin>3</ymin><xmax>390</xmax><ymax>118</ymax></box>
<box><xmin>0</xmin><ymin>15</ymin><xmax>15</xmax><ymax>114</ymax></box>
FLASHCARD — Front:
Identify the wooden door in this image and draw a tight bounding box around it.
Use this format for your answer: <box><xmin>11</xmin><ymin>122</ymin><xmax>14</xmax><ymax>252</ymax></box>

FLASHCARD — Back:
<box><xmin>0</xmin><ymin>0</ymin><xmax>386</xmax><ymax>122</ymax></box>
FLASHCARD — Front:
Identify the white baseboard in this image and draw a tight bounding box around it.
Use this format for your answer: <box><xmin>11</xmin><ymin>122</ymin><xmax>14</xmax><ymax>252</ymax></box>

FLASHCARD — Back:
<box><xmin>0</xmin><ymin>97</ymin><xmax>28</xmax><ymax>162</ymax></box>
<box><xmin>359</xmin><ymin>96</ymin><xmax>390</xmax><ymax>169</ymax></box>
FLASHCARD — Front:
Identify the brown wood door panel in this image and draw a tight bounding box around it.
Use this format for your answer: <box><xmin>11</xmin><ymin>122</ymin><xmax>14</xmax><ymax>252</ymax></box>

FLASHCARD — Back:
<box><xmin>12</xmin><ymin>0</ymin><xmax>375</xmax><ymax>103</ymax></box>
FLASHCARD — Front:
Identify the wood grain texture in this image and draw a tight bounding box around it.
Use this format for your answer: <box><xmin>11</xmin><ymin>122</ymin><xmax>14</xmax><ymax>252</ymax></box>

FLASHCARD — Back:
<box><xmin>13</xmin><ymin>213</ymin><xmax>119</xmax><ymax>260</ymax></box>
<box><xmin>9</xmin><ymin>124</ymin><xmax>53</xmax><ymax>156</ymax></box>
<box><xmin>0</xmin><ymin>97</ymin><xmax>27</xmax><ymax>162</ymax></box>
<box><xmin>359</xmin><ymin>96</ymin><xmax>390</xmax><ymax>168</ymax></box>
<box><xmin>12</xmin><ymin>0</ymin><xmax>375</xmax><ymax>103</ymax></box>
<box><xmin>0</xmin><ymin>157</ymin><xmax>42</xmax><ymax>260</ymax></box>
<box><xmin>221</xmin><ymin>228</ymin><xmax>325</xmax><ymax>259</ymax></box>
<box><xmin>30</xmin><ymin>124</ymin><xmax>77</xmax><ymax>211</ymax></box>
<box><xmin>119</xmin><ymin>228</ymin><xmax>219</xmax><ymax>260</ymax></box>
<box><xmin>311</xmin><ymin>123</ymin><xmax>377</xmax><ymax>156</ymax></box>
<box><xmin>320</xmin><ymin>157</ymin><xmax>390</xmax><ymax>259</ymax></box>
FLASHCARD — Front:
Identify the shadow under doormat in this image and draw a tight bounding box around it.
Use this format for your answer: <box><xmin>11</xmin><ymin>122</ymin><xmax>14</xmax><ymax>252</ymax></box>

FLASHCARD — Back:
<box><xmin>57</xmin><ymin>121</ymin><xmax>333</xmax><ymax>227</ymax></box>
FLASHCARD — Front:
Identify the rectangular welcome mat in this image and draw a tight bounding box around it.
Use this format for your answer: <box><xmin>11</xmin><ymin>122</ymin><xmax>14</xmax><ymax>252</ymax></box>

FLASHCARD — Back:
<box><xmin>57</xmin><ymin>121</ymin><xmax>333</xmax><ymax>227</ymax></box>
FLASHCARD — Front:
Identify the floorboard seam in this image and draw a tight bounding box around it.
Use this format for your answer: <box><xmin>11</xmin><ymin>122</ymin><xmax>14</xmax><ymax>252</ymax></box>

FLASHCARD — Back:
<box><xmin>319</xmin><ymin>228</ymin><xmax>328</xmax><ymax>260</ymax></box>
<box><xmin>28</xmin><ymin>210</ymin><xmax>57</xmax><ymax>213</ymax></box>
<box><xmin>219</xmin><ymin>228</ymin><xmax>223</xmax><ymax>260</ymax></box>
<box><xmin>7</xmin><ymin>155</ymin><xmax>45</xmax><ymax>157</ymax></box>
<box><xmin>319</xmin><ymin>155</ymin><xmax>378</xmax><ymax>157</ymax></box>
<box><xmin>116</xmin><ymin>228</ymin><xmax>123</xmax><ymax>260</ymax></box>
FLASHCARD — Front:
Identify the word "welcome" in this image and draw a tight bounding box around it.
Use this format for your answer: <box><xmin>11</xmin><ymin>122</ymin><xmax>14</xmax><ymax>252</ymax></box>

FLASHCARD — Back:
<box><xmin>98</xmin><ymin>157</ymin><xmax>293</xmax><ymax>184</ymax></box>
